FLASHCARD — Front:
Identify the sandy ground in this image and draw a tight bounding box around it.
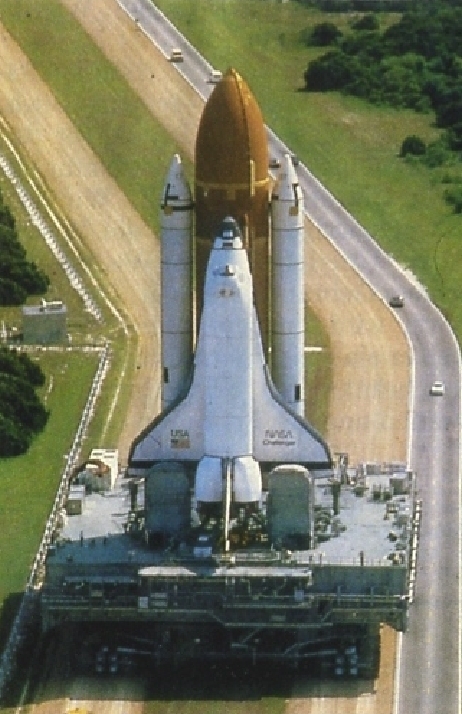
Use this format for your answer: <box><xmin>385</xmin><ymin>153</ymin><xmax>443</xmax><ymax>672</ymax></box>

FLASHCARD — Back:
<box><xmin>0</xmin><ymin>0</ymin><xmax>409</xmax><ymax>711</ymax></box>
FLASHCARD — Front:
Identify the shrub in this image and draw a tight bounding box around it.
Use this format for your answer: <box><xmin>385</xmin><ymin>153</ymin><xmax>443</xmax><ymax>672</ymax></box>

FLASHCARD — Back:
<box><xmin>400</xmin><ymin>135</ymin><xmax>426</xmax><ymax>157</ymax></box>
<box><xmin>351</xmin><ymin>14</ymin><xmax>379</xmax><ymax>32</ymax></box>
<box><xmin>444</xmin><ymin>185</ymin><xmax>462</xmax><ymax>213</ymax></box>
<box><xmin>422</xmin><ymin>139</ymin><xmax>452</xmax><ymax>168</ymax></box>
<box><xmin>310</xmin><ymin>22</ymin><xmax>342</xmax><ymax>47</ymax></box>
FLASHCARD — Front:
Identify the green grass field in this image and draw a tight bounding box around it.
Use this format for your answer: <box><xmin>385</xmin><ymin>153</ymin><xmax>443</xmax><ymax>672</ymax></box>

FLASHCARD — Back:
<box><xmin>0</xmin><ymin>350</ymin><xmax>99</xmax><ymax>645</ymax></box>
<box><xmin>0</xmin><ymin>165</ymin><xmax>134</xmax><ymax>644</ymax></box>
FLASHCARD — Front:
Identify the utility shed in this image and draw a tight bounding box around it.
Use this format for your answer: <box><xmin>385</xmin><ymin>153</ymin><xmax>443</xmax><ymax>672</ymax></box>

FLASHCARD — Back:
<box><xmin>22</xmin><ymin>300</ymin><xmax>67</xmax><ymax>344</ymax></box>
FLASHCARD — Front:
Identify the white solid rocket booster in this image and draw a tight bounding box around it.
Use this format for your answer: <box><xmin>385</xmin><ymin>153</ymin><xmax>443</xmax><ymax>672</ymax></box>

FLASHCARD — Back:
<box><xmin>271</xmin><ymin>154</ymin><xmax>305</xmax><ymax>417</ymax></box>
<box><xmin>160</xmin><ymin>154</ymin><xmax>193</xmax><ymax>410</ymax></box>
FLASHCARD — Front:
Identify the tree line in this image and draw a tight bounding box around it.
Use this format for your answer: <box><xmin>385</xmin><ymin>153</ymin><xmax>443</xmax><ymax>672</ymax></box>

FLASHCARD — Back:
<box><xmin>0</xmin><ymin>347</ymin><xmax>49</xmax><ymax>457</ymax></box>
<box><xmin>302</xmin><ymin>2</ymin><xmax>462</xmax><ymax>211</ymax></box>
<box><xmin>0</xmin><ymin>190</ymin><xmax>50</xmax><ymax>456</ymax></box>
<box><xmin>0</xmin><ymin>191</ymin><xmax>49</xmax><ymax>304</ymax></box>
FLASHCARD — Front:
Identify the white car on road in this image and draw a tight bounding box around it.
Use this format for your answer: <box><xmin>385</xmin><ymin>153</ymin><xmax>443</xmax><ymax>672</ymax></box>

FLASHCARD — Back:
<box><xmin>430</xmin><ymin>380</ymin><xmax>445</xmax><ymax>396</ymax></box>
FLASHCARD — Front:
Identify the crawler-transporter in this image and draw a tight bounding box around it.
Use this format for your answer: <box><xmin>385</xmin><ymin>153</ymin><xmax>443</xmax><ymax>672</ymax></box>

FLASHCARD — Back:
<box><xmin>41</xmin><ymin>456</ymin><xmax>420</xmax><ymax>677</ymax></box>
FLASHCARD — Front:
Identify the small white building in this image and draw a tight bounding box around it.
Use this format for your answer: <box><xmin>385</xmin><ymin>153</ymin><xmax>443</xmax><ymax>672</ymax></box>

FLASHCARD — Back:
<box><xmin>22</xmin><ymin>299</ymin><xmax>67</xmax><ymax>344</ymax></box>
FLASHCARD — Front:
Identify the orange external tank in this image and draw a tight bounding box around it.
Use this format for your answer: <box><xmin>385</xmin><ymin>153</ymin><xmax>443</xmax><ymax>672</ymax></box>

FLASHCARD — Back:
<box><xmin>195</xmin><ymin>68</ymin><xmax>270</xmax><ymax>350</ymax></box>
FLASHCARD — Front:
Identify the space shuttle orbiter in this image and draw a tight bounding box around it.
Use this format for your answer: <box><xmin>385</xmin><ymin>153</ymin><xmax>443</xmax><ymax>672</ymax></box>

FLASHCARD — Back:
<box><xmin>129</xmin><ymin>216</ymin><xmax>330</xmax><ymax>487</ymax></box>
<box><xmin>128</xmin><ymin>68</ymin><xmax>332</xmax><ymax>493</ymax></box>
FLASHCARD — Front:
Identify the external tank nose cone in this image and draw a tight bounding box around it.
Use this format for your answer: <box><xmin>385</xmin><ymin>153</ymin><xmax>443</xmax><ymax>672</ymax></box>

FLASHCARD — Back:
<box><xmin>195</xmin><ymin>68</ymin><xmax>268</xmax><ymax>187</ymax></box>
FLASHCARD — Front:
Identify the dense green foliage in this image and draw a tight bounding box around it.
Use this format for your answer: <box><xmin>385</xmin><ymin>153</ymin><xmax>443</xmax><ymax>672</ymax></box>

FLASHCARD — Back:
<box><xmin>351</xmin><ymin>13</ymin><xmax>379</xmax><ymax>31</ymax></box>
<box><xmin>0</xmin><ymin>192</ymin><xmax>49</xmax><ymax>305</ymax></box>
<box><xmin>304</xmin><ymin>4</ymin><xmax>462</xmax><ymax>119</ymax></box>
<box><xmin>304</xmin><ymin>2</ymin><xmax>462</xmax><ymax>210</ymax></box>
<box><xmin>0</xmin><ymin>348</ymin><xmax>45</xmax><ymax>388</ymax></box>
<box><xmin>0</xmin><ymin>347</ymin><xmax>49</xmax><ymax>457</ymax></box>
<box><xmin>297</xmin><ymin>0</ymin><xmax>458</xmax><ymax>11</ymax></box>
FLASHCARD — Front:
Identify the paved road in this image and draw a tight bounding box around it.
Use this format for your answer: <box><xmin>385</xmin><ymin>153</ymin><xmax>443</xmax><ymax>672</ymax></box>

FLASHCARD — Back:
<box><xmin>116</xmin><ymin>2</ymin><xmax>461</xmax><ymax>712</ymax></box>
<box><xmin>117</xmin><ymin>0</ymin><xmax>216</xmax><ymax>100</ymax></box>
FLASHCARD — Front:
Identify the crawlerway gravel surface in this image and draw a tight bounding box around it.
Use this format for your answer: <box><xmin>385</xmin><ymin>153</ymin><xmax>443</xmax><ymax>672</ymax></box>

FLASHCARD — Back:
<box><xmin>0</xmin><ymin>0</ymin><xmax>409</xmax><ymax>712</ymax></box>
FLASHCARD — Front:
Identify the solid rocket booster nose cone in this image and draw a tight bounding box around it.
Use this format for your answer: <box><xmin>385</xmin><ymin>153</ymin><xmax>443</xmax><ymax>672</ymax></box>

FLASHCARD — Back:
<box><xmin>162</xmin><ymin>153</ymin><xmax>192</xmax><ymax>207</ymax></box>
<box><xmin>281</xmin><ymin>153</ymin><xmax>298</xmax><ymax>182</ymax></box>
<box><xmin>272</xmin><ymin>154</ymin><xmax>299</xmax><ymax>201</ymax></box>
<box><xmin>166</xmin><ymin>153</ymin><xmax>183</xmax><ymax>184</ymax></box>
